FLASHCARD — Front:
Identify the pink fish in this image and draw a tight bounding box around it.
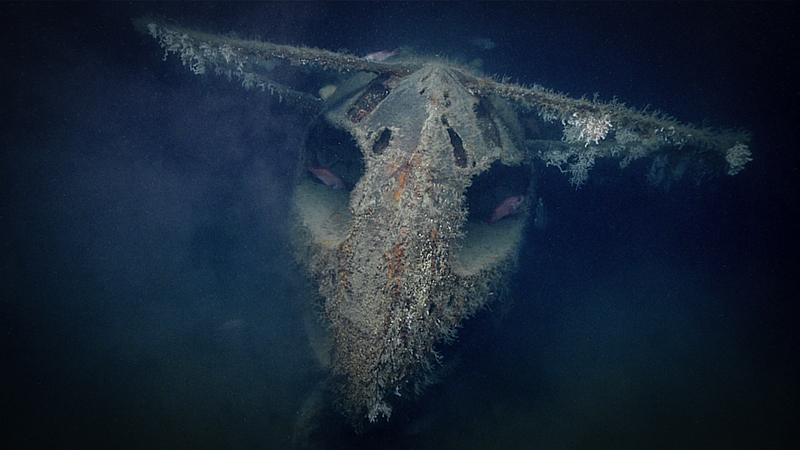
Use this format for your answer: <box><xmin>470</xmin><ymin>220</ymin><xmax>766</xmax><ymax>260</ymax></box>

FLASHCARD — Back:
<box><xmin>363</xmin><ymin>48</ymin><xmax>399</xmax><ymax>62</ymax></box>
<box><xmin>488</xmin><ymin>195</ymin><xmax>526</xmax><ymax>224</ymax></box>
<box><xmin>308</xmin><ymin>166</ymin><xmax>345</xmax><ymax>190</ymax></box>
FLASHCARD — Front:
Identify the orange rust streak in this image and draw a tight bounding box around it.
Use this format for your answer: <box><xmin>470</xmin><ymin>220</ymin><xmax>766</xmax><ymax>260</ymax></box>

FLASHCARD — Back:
<box><xmin>393</xmin><ymin>163</ymin><xmax>413</xmax><ymax>202</ymax></box>
<box><xmin>394</xmin><ymin>172</ymin><xmax>407</xmax><ymax>202</ymax></box>
<box><xmin>386</xmin><ymin>244</ymin><xmax>405</xmax><ymax>280</ymax></box>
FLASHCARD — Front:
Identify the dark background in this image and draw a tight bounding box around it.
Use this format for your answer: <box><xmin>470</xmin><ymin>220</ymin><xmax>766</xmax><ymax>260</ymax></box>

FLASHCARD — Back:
<box><xmin>2</xmin><ymin>2</ymin><xmax>797</xmax><ymax>449</ymax></box>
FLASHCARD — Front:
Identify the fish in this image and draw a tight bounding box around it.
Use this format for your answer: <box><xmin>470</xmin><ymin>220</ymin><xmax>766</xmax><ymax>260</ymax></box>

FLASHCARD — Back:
<box><xmin>307</xmin><ymin>166</ymin><xmax>346</xmax><ymax>190</ymax></box>
<box><xmin>216</xmin><ymin>318</ymin><xmax>245</xmax><ymax>332</ymax></box>
<box><xmin>533</xmin><ymin>197</ymin><xmax>548</xmax><ymax>230</ymax></box>
<box><xmin>470</xmin><ymin>37</ymin><xmax>496</xmax><ymax>50</ymax></box>
<box><xmin>488</xmin><ymin>195</ymin><xmax>526</xmax><ymax>224</ymax></box>
<box><xmin>363</xmin><ymin>48</ymin><xmax>399</xmax><ymax>62</ymax></box>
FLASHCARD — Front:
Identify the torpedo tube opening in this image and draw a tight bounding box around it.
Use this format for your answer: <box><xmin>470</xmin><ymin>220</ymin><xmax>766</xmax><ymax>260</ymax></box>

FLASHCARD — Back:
<box><xmin>302</xmin><ymin>120</ymin><xmax>365</xmax><ymax>190</ymax></box>
<box><xmin>464</xmin><ymin>161</ymin><xmax>532</xmax><ymax>225</ymax></box>
<box><xmin>450</xmin><ymin>162</ymin><xmax>532</xmax><ymax>279</ymax></box>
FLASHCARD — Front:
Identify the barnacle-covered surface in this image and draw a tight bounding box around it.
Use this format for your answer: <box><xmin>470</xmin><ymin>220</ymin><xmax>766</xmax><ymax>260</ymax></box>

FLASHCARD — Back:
<box><xmin>139</xmin><ymin>19</ymin><xmax>753</xmax><ymax>429</ymax></box>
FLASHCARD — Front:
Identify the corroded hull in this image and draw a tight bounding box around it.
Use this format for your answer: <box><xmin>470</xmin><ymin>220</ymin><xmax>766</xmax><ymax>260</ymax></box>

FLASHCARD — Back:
<box><xmin>294</xmin><ymin>65</ymin><xmax>530</xmax><ymax>424</ymax></box>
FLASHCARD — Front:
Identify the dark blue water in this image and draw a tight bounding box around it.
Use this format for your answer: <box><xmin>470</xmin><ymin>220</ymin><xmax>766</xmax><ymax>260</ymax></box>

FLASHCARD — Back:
<box><xmin>2</xmin><ymin>3</ymin><xmax>797</xmax><ymax>449</ymax></box>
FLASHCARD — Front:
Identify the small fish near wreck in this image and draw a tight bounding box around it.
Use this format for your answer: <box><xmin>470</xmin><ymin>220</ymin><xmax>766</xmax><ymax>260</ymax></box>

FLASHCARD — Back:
<box><xmin>307</xmin><ymin>166</ymin><xmax>345</xmax><ymax>190</ymax></box>
<box><xmin>489</xmin><ymin>195</ymin><xmax>526</xmax><ymax>224</ymax></box>
<box><xmin>363</xmin><ymin>48</ymin><xmax>399</xmax><ymax>62</ymax></box>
